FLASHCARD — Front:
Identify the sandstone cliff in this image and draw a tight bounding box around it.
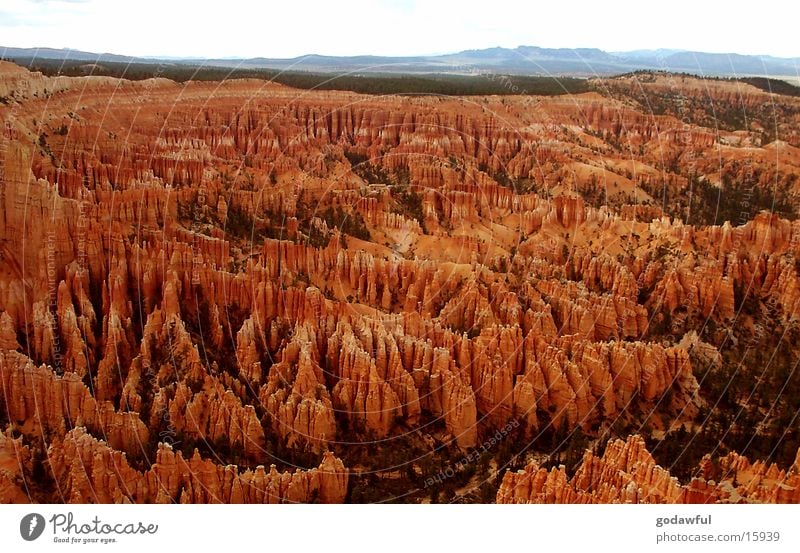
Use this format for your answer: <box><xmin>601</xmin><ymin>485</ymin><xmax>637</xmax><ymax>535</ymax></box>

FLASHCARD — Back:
<box><xmin>1</xmin><ymin>62</ymin><xmax>799</xmax><ymax>503</ymax></box>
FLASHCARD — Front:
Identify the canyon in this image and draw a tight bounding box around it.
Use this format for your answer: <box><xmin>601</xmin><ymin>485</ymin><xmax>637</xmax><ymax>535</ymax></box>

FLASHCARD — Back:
<box><xmin>1</xmin><ymin>60</ymin><xmax>799</xmax><ymax>503</ymax></box>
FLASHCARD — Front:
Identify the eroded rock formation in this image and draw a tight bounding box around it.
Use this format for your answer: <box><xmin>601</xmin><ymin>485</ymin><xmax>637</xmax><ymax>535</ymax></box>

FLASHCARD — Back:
<box><xmin>1</xmin><ymin>61</ymin><xmax>799</xmax><ymax>503</ymax></box>
<box><xmin>497</xmin><ymin>435</ymin><xmax>800</xmax><ymax>504</ymax></box>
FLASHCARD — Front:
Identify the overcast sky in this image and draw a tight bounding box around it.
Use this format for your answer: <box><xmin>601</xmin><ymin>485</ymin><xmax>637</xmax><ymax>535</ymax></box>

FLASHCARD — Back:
<box><xmin>1</xmin><ymin>0</ymin><xmax>797</xmax><ymax>59</ymax></box>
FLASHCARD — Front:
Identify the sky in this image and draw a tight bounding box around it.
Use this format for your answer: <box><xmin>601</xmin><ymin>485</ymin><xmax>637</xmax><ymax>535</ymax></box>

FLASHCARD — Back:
<box><xmin>0</xmin><ymin>0</ymin><xmax>798</xmax><ymax>59</ymax></box>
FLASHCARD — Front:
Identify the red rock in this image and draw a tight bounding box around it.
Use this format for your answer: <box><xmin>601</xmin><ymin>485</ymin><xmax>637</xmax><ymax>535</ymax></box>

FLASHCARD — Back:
<box><xmin>498</xmin><ymin>435</ymin><xmax>800</xmax><ymax>504</ymax></box>
<box><xmin>1</xmin><ymin>62</ymin><xmax>798</xmax><ymax>504</ymax></box>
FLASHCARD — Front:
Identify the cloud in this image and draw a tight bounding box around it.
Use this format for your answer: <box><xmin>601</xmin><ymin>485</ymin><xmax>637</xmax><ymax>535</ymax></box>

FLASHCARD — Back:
<box><xmin>0</xmin><ymin>0</ymin><xmax>797</xmax><ymax>59</ymax></box>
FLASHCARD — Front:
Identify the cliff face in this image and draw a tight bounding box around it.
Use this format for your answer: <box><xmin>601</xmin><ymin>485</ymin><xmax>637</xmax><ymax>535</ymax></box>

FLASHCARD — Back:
<box><xmin>0</xmin><ymin>428</ymin><xmax>31</xmax><ymax>503</ymax></box>
<box><xmin>1</xmin><ymin>62</ymin><xmax>799</xmax><ymax>503</ymax></box>
<box><xmin>0</xmin><ymin>352</ymin><xmax>149</xmax><ymax>455</ymax></box>
<box><xmin>48</xmin><ymin>427</ymin><xmax>348</xmax><ymax>504</ymax></box>
<box><xmin>497</xmin><ymin>435</ymin><xmax>800</xmax><ymax>504</ymax></box>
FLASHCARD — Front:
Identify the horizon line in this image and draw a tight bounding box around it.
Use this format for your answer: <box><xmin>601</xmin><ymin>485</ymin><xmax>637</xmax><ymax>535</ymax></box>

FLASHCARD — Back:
<box><xmin>2</xmin><ymin>44</ymin><xmax>799</xmax><ymax>62</ymax></box>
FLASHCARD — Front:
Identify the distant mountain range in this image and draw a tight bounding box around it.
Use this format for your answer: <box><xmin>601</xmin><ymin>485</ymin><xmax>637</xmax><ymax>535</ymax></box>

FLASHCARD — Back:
<box><xmin>2</xmin><ymin>45</ymin><xmax>799</xmax><ymax>78</ymax></box>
